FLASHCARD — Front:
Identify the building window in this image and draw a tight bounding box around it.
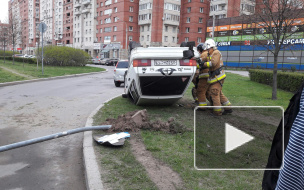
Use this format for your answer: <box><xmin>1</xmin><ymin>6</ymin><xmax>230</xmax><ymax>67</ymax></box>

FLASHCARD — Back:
<box><xmin>165</xmin><ymin>26</ymin><xmax>168</xmax><ymax>32</ymax></box>
<box><xmin>199</xmin><ymin>18</ymin><xmax>203</xmax><ymax>23</ymax></box>
<box><xmin>147</xmin><ymin>35</ymin><xmax>149</xmax><ymax>41</ymax></box>
<box><xmin>141</xmin><ymin>26</ymin><xmax>144</xmax><ymax>32</ymax></box>
<box><xmin>129</xmin><ymin>26</ymin><xmax>133</xmax><ymax>31</ymax></box>
<box><xmin>129</xmin><ymin>16</ymin><xmax>133</xmax><ymax>22</ymax></box>
<box><xmin>200</xmin><ymin>7</ymin><xmax>203</xmax><ymax>13</ymax></box>
<box><xmin>198</xmin><ymin>28</ymin><xmax>202</xmax><ymax>33</ymax></box>
<box><xmin>130</xmin><ymin>0</ymin><xmax>134</xmax><ymax>2</ymax></box>
<box><xmin>129</xmin><ymin>36</ymin><xmax>133</xmax><ymax>41</ymax></box>
<box><xmin>100</xmin><ymin>2</ymin><xmax>103</xmax><ymax>6</ymax></box>
<box><xmin>185</xmin><ymin>37</ymin><xmax>189</xmax><ymax>42</ymax></box>
<box><xmin>113</xmin><ymin>35</ymin><xmax>116</xmax><ymax>41</ymax></box>
<box><xmin>173</xmin><ymin>27</ymin><xmax>176</xmax><ymax>33</ymax></box>
<box><xmin>198</xmin><ymin>37</ymin><xmax>202</xmax><ymax>43</ymax></box>
<box><xmin>164</xmin><ymin>36</ymin><xmax>168</xmax><ymax>42</ymax></box>
<box><xmin>186</xmin><ymin>27</ymin><xmax>190</xmax><ymax>33</ymax></box>
<box><xmin>188</xmin><ymin>0</ymin><xmax>191</xmax><ymax>2</ymax></box>
<box><xmin>115</xmin><ymin>0</ymin><xmax>117</xmax><ymax>2</ymax></box>
<box><xmin>200</xmin><ymin>0</ymin><xmax>204</xmax><ymax>2</ymax></box>
<box><xmin>129</xmin><ymin>6</ymin><xmax>133</xmax><ymax>12</ymax></box>
<box><xmin>211</xmin><ymin>5</ymin><xmax>218</xmax><ymax>11</ymax></box>
<box><xmin>114</xmin><ymin>26</ymin><xmax>117</xmax><ymax>31</ymax></box>
<box><xmin>172</xmin><ymin>37</ymin><xmax>175</xmax><ymax>42</ymax></box>
<box><xmin>100</xmin><ymin>29</ymin><xmax>102</xmax><ymax>33</ymax></box>
<box><xmin>186</xmin><ymin>17</ymin><xmax>190</xmax><ymax>23</ymax></box>
<box><xmin>141</xmin><ymin>36</ymin><xmax>144</xmax><ymax>41</ymax></box>
<box><xmin>187</xmin><ymin>7</ymin><xmax>191</xmax><ymax>13</ymax></box>
<box><xmin>100</xmin><ymin>20</ymin><xmax>103</xmax><ymax>24</ymax></box>
<box><xmin>100</xmin><ymin>11</ymin><xmax>102</xmax><ymax>15</ymax></box>
<box><xmin>147</xmin><ymin>25</ymin><xmax>150</xmax><ymax>31</ymax></box>
<box><xmin>114</xmin><ymin>17</ymin><xmax>118</xmax><ymax>22</ymax></box>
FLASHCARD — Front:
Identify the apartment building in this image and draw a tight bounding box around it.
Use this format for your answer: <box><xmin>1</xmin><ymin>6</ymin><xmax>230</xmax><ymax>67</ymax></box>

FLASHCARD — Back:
<box><xmin>94</xmin><ymin>0</ymin><xmax>139</xmax><ymax>59</ymax></box>
<box><xmin>73</xmin><ymin>0</ymin><xmax>97</xmax><ymax>56</ymax></box>
<box><xmin>63</xmin><ymin>0</ymin><xmax>73</xmax><ymax>46</ymax></box>
<box><xmin>27</xmin><ymin>0</ymin><xmax>40</xmax><ymax>54</ymax></box>
<box><xmin>53</xmin><ymin>0</ymin><xmax>64</xmax><ymax>45</ymax></box>
<box><xmin>179</xmin><ymin>0</ymin><xmax>210</xmax><ymax>44</ymax></box>
<box><xmin>137</xmin><ymin>0</ymin><xmax>180</xmax><ymax>47</ymax></box>
<box><xmin>40</xmin><ymin>0</ymin><xmax>54</xmax><ymax>45</ymax></box>
<box><xmin>209</xmin><ymin>0</ymin><xmax>255</xmax><ymax>19</ymax></box>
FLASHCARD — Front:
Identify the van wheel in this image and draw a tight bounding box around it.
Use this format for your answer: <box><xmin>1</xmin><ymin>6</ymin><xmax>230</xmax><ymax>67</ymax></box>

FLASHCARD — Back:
<box><xmin>114</xmin><ymin>81</ymin><xmax>121</xmax><ymax>87</ymax></box>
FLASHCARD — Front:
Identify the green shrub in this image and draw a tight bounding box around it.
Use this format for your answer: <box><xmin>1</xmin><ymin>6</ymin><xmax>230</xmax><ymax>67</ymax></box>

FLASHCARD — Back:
<box><xmin>249</xmin><ymin>69</ymin><xmax>304</xmax><ymax>92</ymax></box>
<box><xmin>36</xmin><ymin>46</ymin><xmax>90</xmax><ymax>66</ymax></box>
<box><xmin>0</xmin><ymin>56</ymin><xmax>37</xmax><ymax>64</ymax></box>
<box><xmin>291</xmin><ymin>66</ymin><xmax>297</xmax><ymax>72</ymax></box>
<box><xmin>0</xmin><ymin>50</ymin><xmax>14</xmax><ymax>57</ymax></box>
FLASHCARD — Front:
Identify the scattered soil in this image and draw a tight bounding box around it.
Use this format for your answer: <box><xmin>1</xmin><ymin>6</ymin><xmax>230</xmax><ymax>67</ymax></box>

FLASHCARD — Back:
<box><xmin>103</xmin><ymin>109</ymin><xmax>188</xmax><ymax>134</ymax></box>
<box><xmin>130</xmin><ymin>134</ymin><xmax>184</xmax><ymax>190</ymax></box>
<box><xmin>100</xmin><ymin>110</ymin><xmax>186</xmax><ymax>189</ymax></box>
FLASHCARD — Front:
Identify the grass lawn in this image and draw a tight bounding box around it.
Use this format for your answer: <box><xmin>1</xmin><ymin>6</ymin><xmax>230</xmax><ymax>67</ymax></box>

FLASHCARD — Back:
<box><xmin>93</xmin><ymin>73</ymin><xmax>294</xmax><ymax>189</ymax></box>
<box><xmin>0</xmin><ymin>67</ymin><xmax>27</xmax><ymax>83</ymax></box>
<box><xmin>0</xmin><ymin>60</ymin><xmax>105</xmax><ymax>81</ymax></box>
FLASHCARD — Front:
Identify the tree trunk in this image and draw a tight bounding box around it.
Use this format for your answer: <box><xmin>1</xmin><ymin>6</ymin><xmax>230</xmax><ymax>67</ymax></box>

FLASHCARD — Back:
<box><xmin>272</xmin><ymin>53</ymin><xmax>278</xmax><ymax>100</ymax></box>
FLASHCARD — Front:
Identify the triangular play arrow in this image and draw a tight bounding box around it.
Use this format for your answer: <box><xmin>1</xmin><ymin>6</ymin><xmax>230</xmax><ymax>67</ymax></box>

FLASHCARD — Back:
<box><xmin>225</xmin><ymin>123</ymin><xmax>254</xmax><ymax>153</ymax></box>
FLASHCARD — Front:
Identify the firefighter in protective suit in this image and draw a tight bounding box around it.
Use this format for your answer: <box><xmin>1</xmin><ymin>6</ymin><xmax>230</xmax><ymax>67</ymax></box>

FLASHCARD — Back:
<box><xmin>196</xmin><ymin>43</ymin><xmax>210</xmax><ymax>108</ymax></box>
<box><xmin>197</xmin><ymin>39</ymin><xmax>232</xmax><ymax>116</ymax></box>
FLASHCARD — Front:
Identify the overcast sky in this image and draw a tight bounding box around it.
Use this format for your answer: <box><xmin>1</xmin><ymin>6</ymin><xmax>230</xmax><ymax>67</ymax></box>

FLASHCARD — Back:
<box><xmin>0</xmin><ymin>0</ymin><xmax>9</xmax><ymax>23</ymax></box>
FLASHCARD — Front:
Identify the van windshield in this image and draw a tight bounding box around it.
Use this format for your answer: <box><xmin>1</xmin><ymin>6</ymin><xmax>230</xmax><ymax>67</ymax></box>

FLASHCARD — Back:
<box><xmin>117</xmin><ymin>61</ymin><xmax>128</xmax><ymax>68</ymax></box>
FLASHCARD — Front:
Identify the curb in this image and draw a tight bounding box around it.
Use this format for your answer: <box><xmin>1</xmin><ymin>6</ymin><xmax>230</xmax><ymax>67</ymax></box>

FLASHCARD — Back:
<box><xmin>83</xmin><ymin>94</ymin><xmax>122</xmax><ymax>190</ymax></box>
<box><xmin>0</xmin><ymin>69</ymin><xmax>108</xmax><ymax>87</ymax></box>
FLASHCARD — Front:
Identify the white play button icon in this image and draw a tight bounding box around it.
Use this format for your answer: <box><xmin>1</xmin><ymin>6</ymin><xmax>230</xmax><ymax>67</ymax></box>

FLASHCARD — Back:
<box><xmin>225</xmin><ymin>123</ymin><xmax>255</xmax><ymax>154</ymax></box>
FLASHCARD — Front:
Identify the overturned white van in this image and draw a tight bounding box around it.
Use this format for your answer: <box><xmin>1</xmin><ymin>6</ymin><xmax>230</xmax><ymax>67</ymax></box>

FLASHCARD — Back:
<box><xmin>123</xmin><ymin>42</ymin><xmax>199</xmax><ymax>106</ymax></box>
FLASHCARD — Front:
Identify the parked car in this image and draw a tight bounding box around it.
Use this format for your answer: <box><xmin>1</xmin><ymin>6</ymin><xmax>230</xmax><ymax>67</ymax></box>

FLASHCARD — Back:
<box><xmin>106</xmin><ymin>58</ymin><xmax>119</xmax><ymax>66</ymax></box>
<box><xmin>113</xmin><ymin>60</ymin><xmax>129</xmax><ymax>87</ymax></box>
<box><xmin>100</xmin><ymin>58</ymin><xmax>110</xmax><ymax>65</ymax></box>
<box><xmin>123</xmin><ymin>42</ymin><xmax>198</xmax><ymax>105</ymax></box>
<box><xmin>12</xmin><ymin>54</ymin><xmax>24</xmax><ymax>58</ymax></box>
<box><xmin>28</xmin><ymin>55</ymin><xmax>36</xmax><ymax>58</ymax></box>
<box><xmin>92</xmin><ymin>58</ymin><xmax>101</xmax><ymax>65</ymax></box>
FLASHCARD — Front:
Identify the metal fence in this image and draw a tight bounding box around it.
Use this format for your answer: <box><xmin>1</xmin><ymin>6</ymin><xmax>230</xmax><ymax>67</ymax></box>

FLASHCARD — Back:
<box><xmin>218</xmin><ymin>44</ymin><xmax>304</xmax><ymax>70</ymax></box>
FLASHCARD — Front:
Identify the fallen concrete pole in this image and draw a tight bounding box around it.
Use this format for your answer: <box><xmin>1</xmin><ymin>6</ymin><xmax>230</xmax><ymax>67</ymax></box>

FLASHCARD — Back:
<box><xmin>0</xmin><ymin>125</ymin><xmax>111</xmax><ymax>152</ymax></box>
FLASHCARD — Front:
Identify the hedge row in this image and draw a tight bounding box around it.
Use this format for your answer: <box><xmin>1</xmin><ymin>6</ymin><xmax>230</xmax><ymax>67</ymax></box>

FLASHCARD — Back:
<box><xmin>36</xmin><ymin>46</ymin><xmax>90</xmax><ymax>66</ymax></box>
<box><xmin>0</xmin><ymin>56</ymin><xmax>37</xmax><ymax>64</ymax></box>
<box><xmin>0</xmin><ymin>50</ymin><xmax>14</xmax><ymax>57</ymax></box>
<box><xmin>249</xmin><ymin>69</ymin><xmax>304</xmax><ymax>92</ymax></box>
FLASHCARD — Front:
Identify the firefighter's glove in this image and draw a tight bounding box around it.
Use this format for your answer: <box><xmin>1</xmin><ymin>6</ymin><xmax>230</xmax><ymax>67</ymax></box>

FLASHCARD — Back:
<box><xmin>196</xmin><ymin>58</ymin><xmax>207</xmax><ymax>69</ymax></box>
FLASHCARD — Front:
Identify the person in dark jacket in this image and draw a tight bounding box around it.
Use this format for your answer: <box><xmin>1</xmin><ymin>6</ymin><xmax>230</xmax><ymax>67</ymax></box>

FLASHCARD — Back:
<box><xmin>262</xmin><ymin>82</ymin><xmax>304</xmax><ymax>190</ymax></box>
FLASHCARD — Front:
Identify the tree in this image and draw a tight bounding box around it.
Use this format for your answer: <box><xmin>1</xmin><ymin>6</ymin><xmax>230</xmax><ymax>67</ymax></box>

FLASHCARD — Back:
<box><xmin>0</xmin><ymin>22</ymin><xmax>9</xmax><ymax>63</ymax></box>
<box><xmin>8</xmin><ymin>11</ymin><xmax>21</xmax><ymax>65</ymax></box>
<box><xmin>252</xmin><ymin>0</ymin><xmax>304</xmax><ymax>99</ymax></box>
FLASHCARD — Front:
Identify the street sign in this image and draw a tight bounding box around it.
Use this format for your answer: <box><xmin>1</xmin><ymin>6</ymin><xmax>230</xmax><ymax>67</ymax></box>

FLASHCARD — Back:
<box><xmin>39</xmin><ymin>22</ymin><xmax>47</xmax><ymax>33</ymax></box>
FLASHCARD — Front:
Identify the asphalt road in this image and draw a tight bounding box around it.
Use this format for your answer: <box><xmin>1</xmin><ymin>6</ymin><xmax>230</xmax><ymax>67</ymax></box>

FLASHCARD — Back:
<box><xmin>0</xmin><ymin>65</ymin><xmax>123</xmax><ymax>190</ymax></box>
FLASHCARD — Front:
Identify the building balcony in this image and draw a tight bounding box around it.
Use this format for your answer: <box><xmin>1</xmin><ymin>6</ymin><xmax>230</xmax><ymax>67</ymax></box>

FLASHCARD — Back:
<box><xmin>82</xmin><ymin>8</ymin><xmax>90</xmax><ymax>14</ymax></box>
<box><xmin>75</xmin><ymin>10</ymin><xmax>81</xmax><ymax>15</ymax></box>
<box><xmin>138</xmin><ymin>19</ymin><xmax>152</xmax><ymax>25</ymax></box>
<box><xmin>75</xmin><ymin>3</ymin><xmax>81</xmax><ymax>8</ymax></box>
<box><xmin>82</xmin><ymin>0</ymin><xmax>91</xmax><ymax>5</ymax></box>
<box><xmin>163</xmin><ymin>20</ymin><xmax>179</xmax><ymax>26</ymax></box>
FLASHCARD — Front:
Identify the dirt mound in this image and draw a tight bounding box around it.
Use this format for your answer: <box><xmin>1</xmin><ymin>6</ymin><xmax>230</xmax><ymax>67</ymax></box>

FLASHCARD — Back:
<box><xmin>103</xmin><ymin>109</ymin><xmax>187</xmax><ymax>134</ymax></box>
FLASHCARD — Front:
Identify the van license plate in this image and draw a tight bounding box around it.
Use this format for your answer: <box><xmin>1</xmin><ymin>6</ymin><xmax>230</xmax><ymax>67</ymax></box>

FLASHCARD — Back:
<box><xmin>154</xmin><ymin>60</ymin><xmax>177</xmax><ymax>66</ymax></box>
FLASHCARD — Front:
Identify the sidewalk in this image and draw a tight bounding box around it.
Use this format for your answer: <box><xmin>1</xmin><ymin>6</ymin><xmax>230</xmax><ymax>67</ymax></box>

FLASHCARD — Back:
<box><xmin>225</xmin><ymin>70</ymin><xmax>249</xmax><ymax>77</ymax></box>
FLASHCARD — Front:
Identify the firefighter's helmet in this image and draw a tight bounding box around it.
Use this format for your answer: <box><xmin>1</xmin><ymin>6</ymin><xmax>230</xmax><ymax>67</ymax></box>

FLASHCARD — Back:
<box><xmin>205</xmin><ymin>39</ymin><xmax>216</xmax><ymax>50</ymax></box>
<box><xmin>197</xmin><ymin>43</ymin><xmax>206</xmax><ymax>52</ymax></box>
